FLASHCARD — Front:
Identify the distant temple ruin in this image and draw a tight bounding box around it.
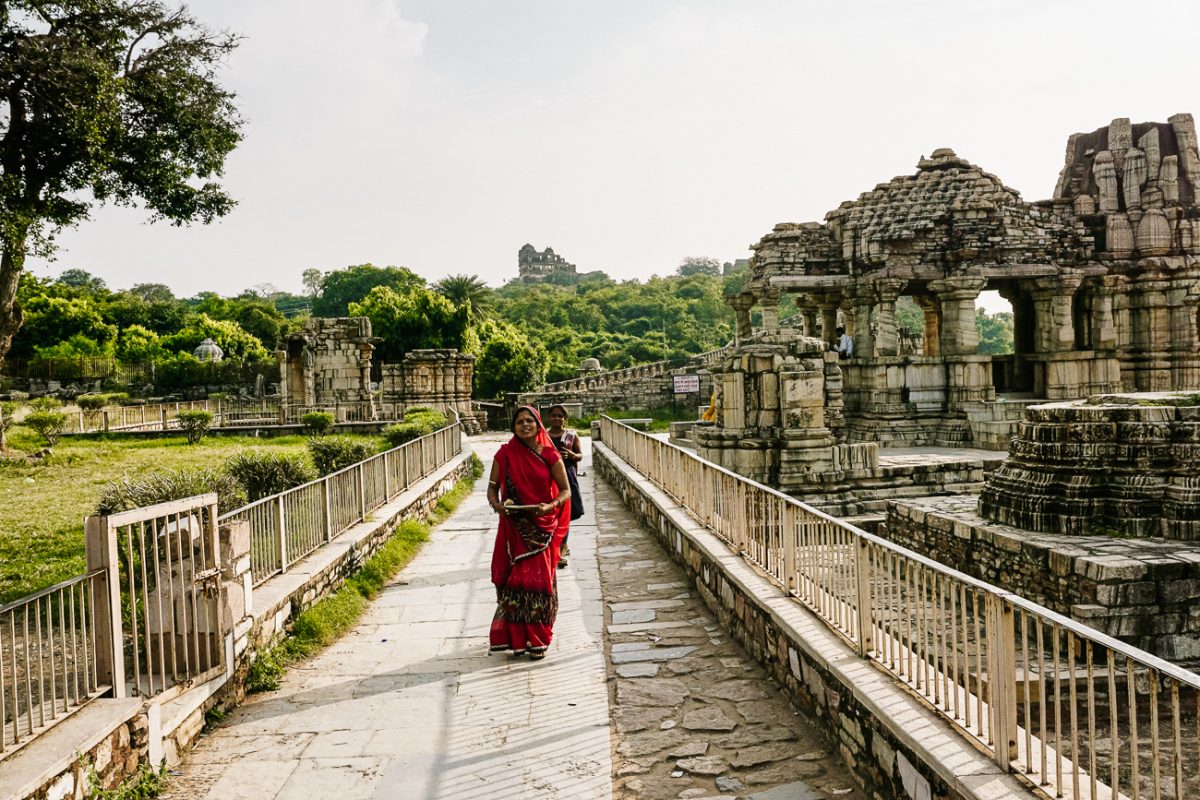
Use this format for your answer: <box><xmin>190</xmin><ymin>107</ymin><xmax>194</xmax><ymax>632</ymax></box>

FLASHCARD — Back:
<box><xmin>278</xmin><ymin>317</ymin><xmax>378</xmax><ymax>418</ymax></box>
<box><xmin>724</xmin><ymin>114</ymin><xmax>1200</xmax><ymax>450</ymax></box>
<box><xmin>518</xmin><ymin>243</ymin><xmax>577</xmax><ymax>282</ymax></box>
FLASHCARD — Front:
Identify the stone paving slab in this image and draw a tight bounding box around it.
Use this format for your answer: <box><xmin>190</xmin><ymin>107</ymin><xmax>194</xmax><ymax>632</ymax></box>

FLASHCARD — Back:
<box><xmin>162</xmin><ymin>435</ymin><xmax>612</xmax><ymax>799</ymax></box>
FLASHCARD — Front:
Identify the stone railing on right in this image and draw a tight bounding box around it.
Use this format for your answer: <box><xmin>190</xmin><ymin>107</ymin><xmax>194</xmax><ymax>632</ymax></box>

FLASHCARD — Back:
<box><xmin>599</xmin><ymin>414</ymin><xmax>1200</xmax><ymax>800</ymax></box>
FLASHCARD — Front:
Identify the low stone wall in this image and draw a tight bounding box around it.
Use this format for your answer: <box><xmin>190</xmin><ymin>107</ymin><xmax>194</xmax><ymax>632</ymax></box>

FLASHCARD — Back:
<box><xmin>886</xmin><ymin>495</ymin><xmax>1200</xmax><ymax>662</ymax></box>
<box><xmin>520</xmin><ymin>359</ymin><xmax>715</xmax><ymax>416</ymax></box>
<box><xmin>594</xmin><ymin>442</ymin><xmax>1030</xmax><ymax>800</ymax></box>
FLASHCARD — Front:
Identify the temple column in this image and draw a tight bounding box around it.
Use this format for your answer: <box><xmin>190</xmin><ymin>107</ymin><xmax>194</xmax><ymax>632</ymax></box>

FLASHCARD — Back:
<box><xmin>848</xmin><ymin>289</ymin><xmax>874</xmax><ymax>357</ymax></box>
<box><xmin>730</xmin><ymin>294</ymin><xmax>755</xmax><ymax>343</ymax></box>
<box><xmin>760</xmin><ymin>289</ymin><xmax>781</xmax><ymax>334</ymax></box>
<box><xmin>930</xmin><ymin>277</ymin><xmax>987</xmax><ymax>355</ymax></box>
<box><xmin>800</xmin><ymin>307</ymin><xmax>819</xmax><ymax>338</ymax></box>
<box><xmin>874</xmin><ymin>279</ymin><xmax>905</xmax><ymax>357</ymax></box>
<box><xmin>1092</xmin><ymin>280</ymin><xmax>1118</xmax><ymax>350</ymax></box>
<box><xmin>1030</xmin><ymin>274</ymin><xmax>1083</xmax><ymax>353</ymax></box>
<box><xmin>914</xmin><ymin>295</ymin><xmax>941</xmax><ymax>357</ymax></box>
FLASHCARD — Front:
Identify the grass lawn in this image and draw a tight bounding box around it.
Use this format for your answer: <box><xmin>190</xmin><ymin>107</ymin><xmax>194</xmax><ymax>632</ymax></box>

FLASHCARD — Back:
<box><xmin>0</xmin><ymin>430</ymin><xmax>352</xmax><ymax>604</ymax></box>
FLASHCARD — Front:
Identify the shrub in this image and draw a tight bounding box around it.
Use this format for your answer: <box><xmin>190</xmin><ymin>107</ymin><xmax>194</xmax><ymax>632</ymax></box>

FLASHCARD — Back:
<box><xmin>29</xmin><ymin>396</ymin><xmax>61</xmax><ymax>412</ymax></box>
<box><xmin>105</xmin><ymin>393</ymin><xmax>131</xmax><ymax>406</ymax></box>
<box><xmin>96</xmin><ymin>467</ymin><xmax>245</xmax><ymax>515</ymax></box>
<box><xmin>0</xmin><ymin>402</ymin><xmax>16</xmax><ymax>450</ymax></box>
<box><xmin>225</xmin><ymin>451</ymin><xmax>317</xmax><ymax>502</ymax></box>
<box><xmin>23</xmin><ymin>411</ymin><xmax>68</xmax><ymax>445</ymax></box>
<box><xmin>381</xmin><ymin>409</ymin><xmax>447</xmax><ymax>448</ymax></box>
<box><xmin>307</xmin><ymin>435</ymin><xmax>376</xmax><ymax>475</ymax></box>
<box><xmin>176</xmin><ymin>410</ymin><xmax>214</xmax><ymax>444</ymax></box>
<box><xmin>301</xmin><ymin>411</ymin><xmax>335</xmax><ymax>436</ymax></box>
<box><xmin>75</xmin><ymin>394</ymin><xmax>108</xmax><ymax>420</ymax></box>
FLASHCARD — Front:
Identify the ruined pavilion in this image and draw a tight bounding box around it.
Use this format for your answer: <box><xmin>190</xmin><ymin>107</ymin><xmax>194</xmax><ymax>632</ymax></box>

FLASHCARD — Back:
<box><xmin>728</xmin><ymin>114</ymin><xmax>1200</xmax><ymax>450</ymax></box>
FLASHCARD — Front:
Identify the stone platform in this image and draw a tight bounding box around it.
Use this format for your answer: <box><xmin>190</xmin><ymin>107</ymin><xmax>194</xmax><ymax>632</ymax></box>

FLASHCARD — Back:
<box><xmin>885</xmin><ymin>495</ymin><xmax>1200</xmax><ymax>663</ymax></box>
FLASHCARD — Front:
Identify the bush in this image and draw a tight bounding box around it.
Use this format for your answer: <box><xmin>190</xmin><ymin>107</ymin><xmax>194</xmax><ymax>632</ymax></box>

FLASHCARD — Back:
<box><xmin>105</xmin><ymin>392</ymin><xmax>131</xmax><ymax>406</ymax></box>
<box><xmin>96</xmin><ymin>467</ymin><xmax>245</xmax><ymax>515</ymax></box>
<box><xmin>176</xmin><ymin>410</ymin><xmax>214</xmax><ymax>444</ymax></box>
<box><xmin>29</xmin><ymin>396</ymin><xmax>61</xmax><ymax>412</ymax></box>
<box><xmin>76</xmin><ymin>394</ymin><xmax>108</xmax><ymax>420</ymax></box>
<box><xmin>301</xmin><ymin>411</ymin><xmax>335</xmax><ymax>436</ymax></box>
<box><xmin>381</xmin><ymin>409</ymin><xmax>447</xmax><ymax>448</ymax></box>
<box><xmin>307</xmin><ymin>435</ymin><xmax>377</xmax><ymax>475</ymax></box>
<box><xmin>225</xmin><ymin>451</ymin><xmax>317</xmax><ymax>502</ymax></box>
<box><xmin>23</xmin><ymin>411</ymin><xmax>68</xmax><ymax>445</ymax></box>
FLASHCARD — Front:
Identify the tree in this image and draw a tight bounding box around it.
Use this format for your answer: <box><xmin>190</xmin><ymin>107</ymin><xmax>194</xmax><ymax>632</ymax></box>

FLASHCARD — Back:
<box><xmin>301</xmin><ymin>268</ymin><xmax>324</xmax><ymax>298</ymax></box>
<box><xmin>976</xmin><ymin>308</ymin><xmax>1014</xmax><ymax>355</ymax></box>
<box><xmin>677</xmin><ymin>257</ymin><xmax>721</xmax><ymax>277</ymax></box>
<box><xmin>312</xmin><ymin>264</ymin><xmax>425</xmax><ymax>317</ymax></box>
<box><xmin>349</xmin><ymin>285</ymin><xmax>470</xmax><ymax>362</ymax></box>
<box><xmin>56</xmin><ymin>269</ymin><xmax>107</xmax><ymax>293</ymax></box>
<box><xmin>128</xmin><ymin>283</ymin><xmax>175</xmax><ymax>302</ymax></box>
<box><xmin>433</xmin><ymin>274</ymin><xmax>493</xmax><ymax>315</ymax></box>
<box><xmin>474</xmin><ymin>320</ymin><xmax>549</xmax><ymax>397</ymax></box>
<box><xmin>0</xmin><ymin>1</ymin><xmax>243</xmax><ymax>363</ymax></box>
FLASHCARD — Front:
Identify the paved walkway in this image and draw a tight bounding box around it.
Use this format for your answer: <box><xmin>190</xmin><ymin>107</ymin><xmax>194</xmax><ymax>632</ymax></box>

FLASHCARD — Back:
<box><xmin>163</xmin><ymin>435</ymin><xmax>860</xmax><ymax>799</ymax></box>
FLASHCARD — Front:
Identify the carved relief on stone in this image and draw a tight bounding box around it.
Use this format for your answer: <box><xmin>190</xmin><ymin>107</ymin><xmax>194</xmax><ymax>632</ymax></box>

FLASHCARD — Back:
<box><xmin>1160</xmin><ymin>156</ymin><xmax>1180</xmax><ymax>203</ymax></box>
<box><xmin>1137</xmin><ymin>209</ymin><xmax>1173</xmax><ymax>256</ymax></box>
<box><xmin>1093</xmin><ymin>151</ymin><xmax>1119</xmax><ymax>213</ymax></box>
<box><xmin>1139</xmin><ymin>128</ymin><xmax>1162</xmax><ymax>183</ymax></box>
<box><xmin>1122</xmin><ymin>147</ymin><xmax>1148</xmax><ymax>210</ymax></box>
<box><xmin>1106</xmin><ymin>213</ymin><xmax>1135</xmax><ymax>258</ymax></box>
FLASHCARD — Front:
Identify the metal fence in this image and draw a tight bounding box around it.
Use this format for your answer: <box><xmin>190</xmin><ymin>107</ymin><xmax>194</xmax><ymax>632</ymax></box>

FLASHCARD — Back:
<box><xmin>219</xmin><ymin>423</ymin><xmax>463</xmax><ymax>585</ymax></box>
<box><xmin>600</xmin><ymin>416</ymin><xmax>1200</xmax><ymax>800</ymax></box>
<box><xmin>0</xmin><ymin>572</ymin><xmax>108</xmax><ymax>758</ymax></box>
<box><xmin>85</xmin><ymin>495</ymin><xmax>225</xmax><ymax>702</ymax></box>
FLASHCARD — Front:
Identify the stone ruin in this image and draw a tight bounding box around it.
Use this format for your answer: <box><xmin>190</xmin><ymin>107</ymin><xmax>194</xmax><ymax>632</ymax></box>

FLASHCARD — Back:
<box><xmin>518</xmin><ymin>243</ymin><xmax>577</xmax><ymax>283</ymax></box>
<box><xmin>380</xmin><ymin>348</ymin><xmax>481</xmax><ymax>434</ymax></box>
<box><xmin>730</xmin><ymin>114</ymin><xmax>1200</xmax><ymax>450</ymax></box>
<box><xmin>278</xmin><ymin>317</ymin><xmax>378</xmax><ymax>418</ymax></box>
<box><xmin>886</xmin><ymin>391</ymin><xmax>1200</xmax><ymax>663</ymax></box>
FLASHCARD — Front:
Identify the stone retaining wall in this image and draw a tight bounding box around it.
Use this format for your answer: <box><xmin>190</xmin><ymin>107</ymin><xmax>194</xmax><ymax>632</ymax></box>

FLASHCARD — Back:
<box><xmin>885</xmin><ymin>495</ymin><xmax>1200</xmax><ymax>662</ymax></box>
<box><xmin>594</xmin><ymin>442</ymin><xmax>1030</xmax><ymax>800</ymax></box>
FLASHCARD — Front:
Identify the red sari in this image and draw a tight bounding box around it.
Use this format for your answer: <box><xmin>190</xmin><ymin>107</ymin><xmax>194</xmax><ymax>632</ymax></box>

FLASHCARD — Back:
<box><xmin>489</xmin><ymin>435</ymin><xmax>570</xmax><ymax>655</ymax></box>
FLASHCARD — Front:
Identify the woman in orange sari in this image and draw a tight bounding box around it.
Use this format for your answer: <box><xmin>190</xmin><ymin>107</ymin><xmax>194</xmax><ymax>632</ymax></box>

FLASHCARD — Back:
<box><xmin>487</xmin><ymin>406</ymin><xmax>572</xmax><ymax>659</ymax></box>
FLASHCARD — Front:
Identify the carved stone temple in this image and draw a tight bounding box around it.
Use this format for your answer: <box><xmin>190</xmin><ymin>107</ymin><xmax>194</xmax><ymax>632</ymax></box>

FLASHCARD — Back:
<box><xmin>380</xmin><ymin>349</ymin><xmax>481</xmax><ymax>433</ymax></box>
<box><xmin>278</xmin><ymin>317</ymin><xmax>378</xmax><ymax>418</ymax></box>
<box><xmin>725</xmin><ymin>114</ymin><xmax>1200</xmax><ymax>451</ymax></box>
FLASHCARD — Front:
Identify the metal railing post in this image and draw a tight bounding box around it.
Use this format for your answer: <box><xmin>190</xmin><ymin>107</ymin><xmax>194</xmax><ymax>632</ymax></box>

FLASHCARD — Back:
<box><xmin>986</xmin><ymin>594</ymin><xmax>1018</xmax><ymax>770</ymax></box>
<box><xmin>276</xmin><ymin>495</ymin><xmax>289</xmax><ymax>572</ymax></box>
<box><xmin>854</xmin><ymin>536</ymin><xmax>874</xmax><ymax>657</ymax></box>
<box><xmin>383</xmin><ymin>452</ymin><xmax>392</xmax><ymax>499</ymax></box>
<box><xmin>358</xmin><ymin>463</ymin><xmax>367</xmax><ymax>521</ymax></box>
<box><xmin>84</xmin><ymin>516</ymin><xmax>125</xmax><ymax>698</ymax></box>
<box><xmin>321</xmin><ymin>478</ymin><xmax>333</xmax><ymax>542</ymax></box>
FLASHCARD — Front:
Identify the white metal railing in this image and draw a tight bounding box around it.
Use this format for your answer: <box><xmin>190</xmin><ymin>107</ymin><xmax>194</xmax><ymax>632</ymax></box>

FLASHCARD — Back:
<box><xmin>64</xmin><ymin>400</ymin><xmax>212</xmax><ymax>433</ymax></box>
<box><xmin>85</xmin><ymin>494</ymin><xmax>225</xmax><ymax>702</ymax></box>
<box><xmin>219</xmin><ymin>423</ymin><xmax>463</xmax><ymax>585</ymax></box>
<box><xmin>0</xmin><ymin>572</ymin><xmax>108</xmax><ymax>759</ymax></box>
<box><xmin>600</xmin><ymin>415</ymin><xmax>1200</xmax><ymax>800</ymax></box>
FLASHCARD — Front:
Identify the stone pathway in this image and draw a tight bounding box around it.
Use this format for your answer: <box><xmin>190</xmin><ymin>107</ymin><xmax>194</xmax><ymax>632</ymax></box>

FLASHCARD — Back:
<box><xmin>591</xmin><ymin>464</ymin><xmax>863</xmax><ymax>800</ymax></box>
<box><xmin>160</xmin><ymin>434</ymin><xmax>862</xmax><ymax>799</ymax></box>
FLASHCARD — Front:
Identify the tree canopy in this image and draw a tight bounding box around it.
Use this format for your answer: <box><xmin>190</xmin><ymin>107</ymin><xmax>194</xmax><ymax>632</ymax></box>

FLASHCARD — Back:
<box><xmin>0</xmin><ymin>0</ymin><xmax>243</xmax><ymax>362</ymax></box>
<box><xmin>311</xmin><ymin>264</ymin><xmax>425</xmax><ymax>317</ymax></box>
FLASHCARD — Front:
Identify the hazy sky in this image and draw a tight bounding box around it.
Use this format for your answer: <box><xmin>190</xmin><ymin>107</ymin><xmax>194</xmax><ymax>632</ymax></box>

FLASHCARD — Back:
<box><xmin>27</xmin><ymin>0</ymin><xmax>1200</xmax><ymax>299</ymax></box>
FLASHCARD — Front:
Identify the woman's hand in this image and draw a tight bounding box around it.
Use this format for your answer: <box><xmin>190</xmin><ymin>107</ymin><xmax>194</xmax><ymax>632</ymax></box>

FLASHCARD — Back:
<box><xmin>535</xmin><ymin>502</ymin><xmax>554</xmax><ymax>516</ymax></box>
<box><xmin>489</xmin><ymin>498</ymin><xmax>507</xmax><ymax>515</ymax></box>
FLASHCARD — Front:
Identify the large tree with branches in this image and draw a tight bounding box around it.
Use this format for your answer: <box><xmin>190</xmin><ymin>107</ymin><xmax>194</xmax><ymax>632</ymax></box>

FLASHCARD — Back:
<box><xmin>0</xmin><ymin>1</ymin><xmax>243</xmax><ymax>361</ymax></box>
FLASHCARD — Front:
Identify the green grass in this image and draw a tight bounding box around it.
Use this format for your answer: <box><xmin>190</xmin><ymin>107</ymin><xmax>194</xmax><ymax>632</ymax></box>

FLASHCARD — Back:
<box><xmin>245</xmin><ymin>462</ymin><xmax>480</xmax><ymax>694</ymax></box>
<box><xmin>87</xmin><ymin>763</ymin><xmax>169</xmax><ymax>800</ymax></box>
<box><xmin>0</xmin><ymin>432</ymin><xmax>371</xmax><ymax>603</ymax></box>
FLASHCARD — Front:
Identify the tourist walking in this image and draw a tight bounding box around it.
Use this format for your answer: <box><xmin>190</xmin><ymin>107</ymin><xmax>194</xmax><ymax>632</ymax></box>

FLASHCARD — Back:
<box><xmin>486</xmin><ymin>405</ymin><xmax>572</xmax><ymax>659</ymax></box>
<box><xmin>546</xmin><ymin>404</ymin><xmax>584</xmax><ymax>568</ymax></box>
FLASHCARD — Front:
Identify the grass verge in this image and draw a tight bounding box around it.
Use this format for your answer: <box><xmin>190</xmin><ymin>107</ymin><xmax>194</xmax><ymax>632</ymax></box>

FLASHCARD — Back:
<box><xmin>245</xmin><ymin>453</ymin><xmax>482</xmax><ymax>694</ymax></box>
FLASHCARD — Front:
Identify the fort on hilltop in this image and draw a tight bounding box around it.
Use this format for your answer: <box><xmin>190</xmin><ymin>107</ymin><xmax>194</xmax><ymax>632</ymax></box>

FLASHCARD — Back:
<box><xmin>518</xmin><ymin>242</ymin><xmax>577</xmax><ymax>282</ymax></box>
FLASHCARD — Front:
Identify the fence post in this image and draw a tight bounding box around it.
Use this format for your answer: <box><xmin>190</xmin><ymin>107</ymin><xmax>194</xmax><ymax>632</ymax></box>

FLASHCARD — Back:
<box><xmin>276</xmin><ymin>495</ymin><xmax>289</xmax><ymax>573</ymax></box>
<box><xmin>986</xmin><ymin>594</ymin><xmax>1018</xmax><ymax>770</ymax></box>
<box><xmin>783</xmin><ymin>503</ymin><xmax>797</xmax><ymax>596</ymax></box>
<box><xmin>102</xmin><ymin>410</ymin><xmax>110</xmax><ymax>432</ymax></box>
<box><xmin>84</xmin><ymin>516</ymin><xmax>125</xmax><ymax>698</ymax></box>
<box><xmin>321</xmin><ymin>478</ymin><xmax>333</xmax><ymax>542</ymax></box>
<box><xmin>159</xmin><ymin>406</ymin><xmax>166</xmax><ymax>430</ymax></box>
<box><xmin>358</xmin><ymin>463</ymin><xmax>367</xmax><ymax>521</ymax></box>
<box><xmin>383</xmin><ymin>452</ymin><xmax>392</xmax><ymax>499</ymax></box>
<box><xmin>853</xmin><ymin>537</ymin><xmax>874</xmax><ymax>657</ymax></box>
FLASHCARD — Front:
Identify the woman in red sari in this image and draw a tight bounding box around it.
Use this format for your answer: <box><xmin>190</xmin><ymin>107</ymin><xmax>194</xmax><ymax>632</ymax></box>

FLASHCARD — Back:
<box><xmin>487</xmin><ymin>406</ymin><xmax>572</xmax><ymax>659</ymax></box>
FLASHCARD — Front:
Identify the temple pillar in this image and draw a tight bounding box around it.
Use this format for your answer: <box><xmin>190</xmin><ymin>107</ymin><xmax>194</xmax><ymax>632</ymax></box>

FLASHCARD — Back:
<box><xmin>1092</xmin><ymin>281</ymin><xmax>1118</xmax><ymax>350</ymax></box>
<box><xmin>874</xmin><ymin>279</ymin><xmax>905</xmax><ymax>357</ymax></box>
<box><xmin>930</xmin><ymin>277</ymin><xmax>987</xmax><ymax>355</ymax></box>
<box><xmin>848</xmin><ymin>289</ymin><xmax>874</xmax><ymax>357</ymax></box>
<box><xmin>730</xmin><ymin>294</ymin><xmax>755</xmax><ymax>343</ymax></box>
<box><xmin>915</xmin><ymin>295</ymin><xmax>941</xmax><ymax>357</ymax></box>
<box><xmin>1030</xmin><ymin>274</ymin><xmax>1083</xmax><ymax>353</ymax></box>
<box><xmin>760</xmin><ymin>290</ymin><xmax>782</xmax><ymax>334</ymax></box>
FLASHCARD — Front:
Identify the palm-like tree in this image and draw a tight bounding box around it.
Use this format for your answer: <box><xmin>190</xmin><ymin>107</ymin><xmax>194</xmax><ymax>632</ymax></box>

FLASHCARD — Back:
<box><xmin>434</xmin><ymin>274</ymin><xmax>494</xmax><ymax>315</ymax></box>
